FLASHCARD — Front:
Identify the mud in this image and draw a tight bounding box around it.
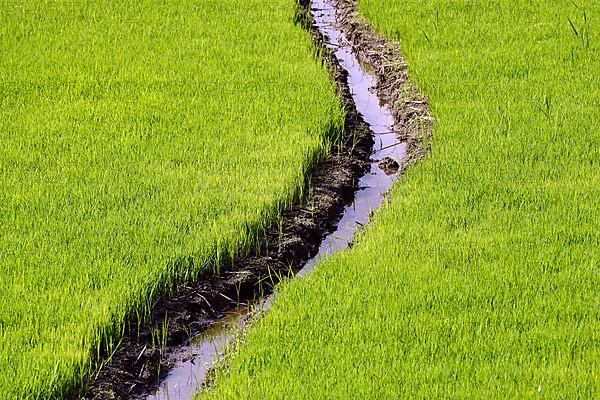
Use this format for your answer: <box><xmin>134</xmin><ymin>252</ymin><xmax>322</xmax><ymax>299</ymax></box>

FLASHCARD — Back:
<box><xmin>333</xmin><ymin>0</ymin><xmax>433</xmax><ymax>163</ymax></box>
<box><xmin>145</xmin><ymin>0</ymin><xmax>409</xmax><ymax>395</ymax></box>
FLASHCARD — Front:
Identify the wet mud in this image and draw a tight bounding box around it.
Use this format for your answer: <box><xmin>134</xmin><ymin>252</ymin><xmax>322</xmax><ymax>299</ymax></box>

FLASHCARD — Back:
<box><xmin>333</xmin><ymin>0</ymin><xmax>433</xmax><ymax>162</ymax></box>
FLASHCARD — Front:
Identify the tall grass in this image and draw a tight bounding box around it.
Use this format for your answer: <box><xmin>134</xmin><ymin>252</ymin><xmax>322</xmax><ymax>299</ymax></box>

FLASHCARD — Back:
<box><xmin>0</xmin><ymin>0</ymin><xmax>343</xmax><ymax>397</ymax></box>
<box><xmin>205</xmin><ymin>0</ymin><xmax>600</xmax><ymax>398</ymax></box>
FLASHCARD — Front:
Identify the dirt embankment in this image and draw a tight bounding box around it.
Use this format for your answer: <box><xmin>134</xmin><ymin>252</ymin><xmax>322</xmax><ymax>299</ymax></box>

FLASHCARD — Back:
<box><xmin>333</xmin><ymin>0</ymin><xmax>433</xmax><ymax>164</ymax></box>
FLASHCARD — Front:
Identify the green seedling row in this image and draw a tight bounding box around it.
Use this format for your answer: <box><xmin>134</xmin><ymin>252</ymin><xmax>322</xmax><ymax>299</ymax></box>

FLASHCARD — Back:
<box><xmin>206</xmin><ymin>0</ymin><xmax>600</xmax><ymax>398</ymax></box>
<box><xmin>0</xmin><ymin>0</ymin><xmax>343</xmax><ymax>397</ymax></box>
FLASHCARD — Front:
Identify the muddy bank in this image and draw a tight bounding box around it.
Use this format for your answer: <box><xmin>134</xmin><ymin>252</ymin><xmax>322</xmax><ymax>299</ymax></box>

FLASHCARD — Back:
<box><xmin>194</xmin><ymin>0</ymin><xmax>433</xmax><ymax>394</ymax></box>
<box><xmin>333</xmin><ymin>0</ymin><xmax>433</xmax><ymax>163</ymax></box>
<box><xmin>68</xmin><ymin>7</ymin><xmax>374</xmax><ymax>400</ymax></box>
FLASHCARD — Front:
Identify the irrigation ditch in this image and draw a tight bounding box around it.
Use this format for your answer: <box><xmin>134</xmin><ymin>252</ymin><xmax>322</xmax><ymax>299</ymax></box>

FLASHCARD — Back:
<box><xmin>69</xmin><ymin>0</ymin><xmax>430</xmax><ymax>398</ymax></box>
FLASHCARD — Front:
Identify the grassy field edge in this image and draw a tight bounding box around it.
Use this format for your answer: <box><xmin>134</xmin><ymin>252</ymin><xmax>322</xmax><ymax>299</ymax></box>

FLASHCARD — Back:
<box><xmin>0</xmin><ymin>1</ymin><xmax>344</xmax><ymax>397</ymax></box>
<box><xmin>203</xmin><ymin>0</ymin><xmax>600</xmax><ymax>398</ymax></box>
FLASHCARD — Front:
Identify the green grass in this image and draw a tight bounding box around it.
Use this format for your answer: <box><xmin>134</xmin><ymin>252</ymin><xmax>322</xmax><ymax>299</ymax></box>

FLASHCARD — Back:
<box><xmin>0</xmin><ymin>0</ymin><xmax>343</xmax><ymax>397</ymax></box>
<box><xmin>206</xmin><ymin>0</ymin><xmax>600</xmax><ymax>398</ymax></box>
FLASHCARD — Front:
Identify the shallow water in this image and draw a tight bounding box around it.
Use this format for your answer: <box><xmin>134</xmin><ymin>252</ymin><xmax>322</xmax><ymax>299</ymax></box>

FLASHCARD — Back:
<box><xmin>146</xmin><ymin>307</ymin><xmax>254</xmax><ymax>400</ymax></box>
<box><xmin>146</xmin><ymin>1</ymin><xmax>405</xmax><ymax>398</ymax></box>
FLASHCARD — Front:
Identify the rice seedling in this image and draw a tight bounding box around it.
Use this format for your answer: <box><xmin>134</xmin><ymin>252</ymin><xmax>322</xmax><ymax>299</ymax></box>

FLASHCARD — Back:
<box><xmin>0</xmin><ymin>0</ymin><xmax>343</xmax><ymax>397</ymax></box>
<box><xmin>204</xmin><ymin>0</ymin><xmax>600</xmax><ymax>398</ymax></box>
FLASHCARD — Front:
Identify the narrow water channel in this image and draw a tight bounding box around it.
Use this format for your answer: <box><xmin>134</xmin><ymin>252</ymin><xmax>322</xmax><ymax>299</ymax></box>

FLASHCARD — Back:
<box><xmin>146</xmin><ymin>1</ymin><xmax>405</xmax><ymax>398</ymax></box>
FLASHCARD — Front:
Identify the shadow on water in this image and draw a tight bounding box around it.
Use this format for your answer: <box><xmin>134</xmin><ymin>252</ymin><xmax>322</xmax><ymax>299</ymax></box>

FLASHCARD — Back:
<box><xmin>146</xmin><ymin>1</ymin><xmax>405</xmax><ymax>398</ymax></box>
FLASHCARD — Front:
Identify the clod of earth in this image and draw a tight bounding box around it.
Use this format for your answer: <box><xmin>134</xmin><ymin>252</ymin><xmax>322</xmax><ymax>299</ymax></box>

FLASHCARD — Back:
<box><xmin>378</xmin><ymin>157</ymin><xmax>400</xmax><ymax>175</ymax></box>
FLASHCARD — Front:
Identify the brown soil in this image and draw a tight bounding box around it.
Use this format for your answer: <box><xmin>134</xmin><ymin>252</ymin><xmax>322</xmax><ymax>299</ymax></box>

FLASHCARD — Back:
<box><xmin>378</xmin><ymin>156</ymin><xmax>400</xmax><ymax>175</ymax></box>
<box><xmin>68</xmin><ymin>3</ymin><xmax>374</xmax><ymax>400</ymax></box>
<box><xmin>334</xmin><ymin>0</ymin><xmax>433</xmax><ymax>165</ymax></box>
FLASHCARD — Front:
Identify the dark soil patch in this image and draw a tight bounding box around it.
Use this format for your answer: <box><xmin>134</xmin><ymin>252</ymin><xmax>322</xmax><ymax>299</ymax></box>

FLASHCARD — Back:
<box><xmin>378</xmin><ymin>156</ymin><xmax>400</xmax><ymax>175</ymax></box>
<box><xmin>68</xmin><ymin>3</ymin><xmax>374</xmax><ymax>400</ymax></box>
<box><xmin>334</xmin><ymin>0</ymin><xmax>433</xmax><ymax>164</ymax></box>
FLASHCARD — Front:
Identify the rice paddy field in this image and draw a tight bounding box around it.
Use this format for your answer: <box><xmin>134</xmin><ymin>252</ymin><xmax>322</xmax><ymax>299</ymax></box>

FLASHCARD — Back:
<box><xmin>0</xmin><ymin>1</ymin><xmax>344</xmax><ymax>397</ymax></box>
<box><xmin>206</xmin><ymin>0</ymin><xmax>600</xmax><ymax>398</ymax></box>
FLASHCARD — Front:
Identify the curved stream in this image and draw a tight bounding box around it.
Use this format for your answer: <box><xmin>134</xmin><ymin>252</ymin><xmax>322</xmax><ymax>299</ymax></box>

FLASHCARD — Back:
<box><xmin>146</xmin><ymin>1</ymin><xmax>405</xmax><ymax>398</ymax></box>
